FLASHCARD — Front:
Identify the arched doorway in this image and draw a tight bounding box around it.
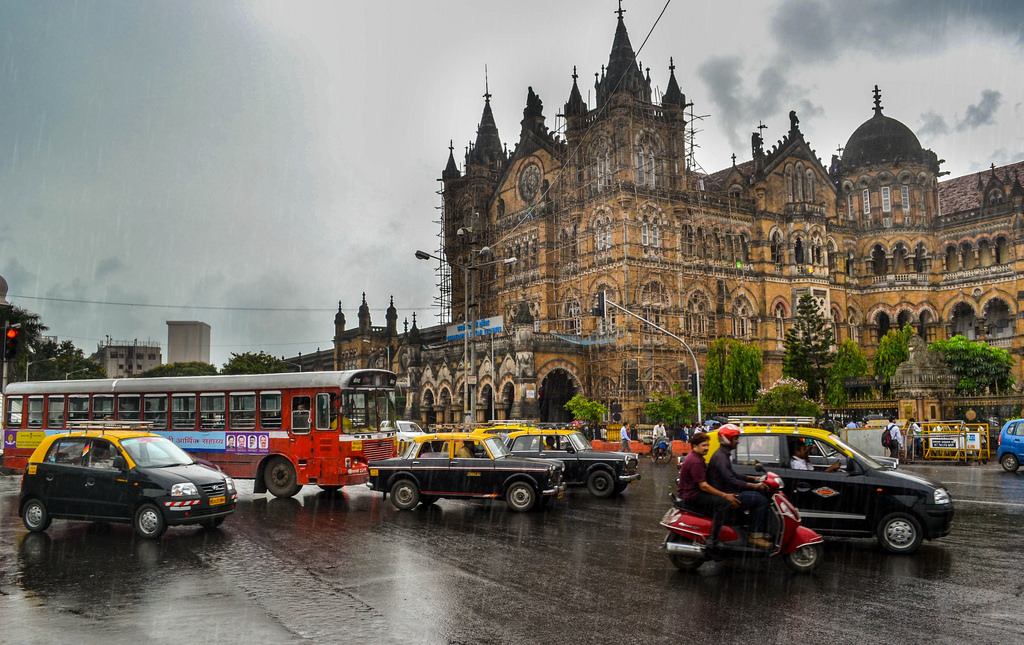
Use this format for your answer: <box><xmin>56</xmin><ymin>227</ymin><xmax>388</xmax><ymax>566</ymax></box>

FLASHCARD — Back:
<box><xmin>499</xmin><ymin>382</ymin><xmax>515</xmax><ymax>421</ymax></box>
<box><xmin>538</xmin><ymin>369</ymin><xmax>577</xmax><ymax>424</ymax></box>
<box><xmin>480</xmin><ymin>384</ymin><xmax>494</xmax><ymax>422</ymax></box>
<box><xmin>421</xmin><ymin>389</ymin><xmax>436</xmax><ymax>427</ymax></box>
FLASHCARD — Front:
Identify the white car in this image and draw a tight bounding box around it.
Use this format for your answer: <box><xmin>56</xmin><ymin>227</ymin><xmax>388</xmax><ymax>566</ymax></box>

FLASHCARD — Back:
<box><xmin>381</xmin><ymin>420</ymin><xmax>426</xmax><ymax>455</ymax></box>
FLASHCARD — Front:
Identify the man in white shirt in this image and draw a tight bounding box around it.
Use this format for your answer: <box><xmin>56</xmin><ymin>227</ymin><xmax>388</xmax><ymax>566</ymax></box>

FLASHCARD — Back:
<box><xmin>885</xmin><ymin>417</ymin><xmax>904</xmax><ymax>458</ymax></box>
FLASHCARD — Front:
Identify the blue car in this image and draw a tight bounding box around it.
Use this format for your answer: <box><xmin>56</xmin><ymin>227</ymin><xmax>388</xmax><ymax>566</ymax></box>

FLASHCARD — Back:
<box><xmin>997</xmin><ymin>419</ymin><xmax>1024</xmax><ymax>472</ymax></box>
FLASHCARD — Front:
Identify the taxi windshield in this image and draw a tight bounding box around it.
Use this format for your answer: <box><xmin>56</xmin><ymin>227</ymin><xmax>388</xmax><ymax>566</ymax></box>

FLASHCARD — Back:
<box><xmin>825</xmin><ymin>433</ymin><xmax>885</xmax><ymax>470</ymax></box>
<box><xmin>483</xmin><ymin>436</ymin><xmax>510</xmax><ymax>458</ymax></box>
<box><xmin>566</xmin><ymin>431</ymin><xmax>591</xmax><ymax>451</ymax></box>
<box><xmin>120</xmin><ymin>436</ymin><xmax>195</xmax><ymax>468</ymax></box>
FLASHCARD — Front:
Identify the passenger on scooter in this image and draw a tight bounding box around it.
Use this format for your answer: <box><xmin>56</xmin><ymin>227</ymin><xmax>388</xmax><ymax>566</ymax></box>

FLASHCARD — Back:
<box><xmin>677</xmin><ymin>431</ymin><xmax>737</xmax><ymax>548</ymax></box>
<box><xmin>707</xmin><ymin>424</ymin><xmax>773</xmax><ymax>548</ymax></box>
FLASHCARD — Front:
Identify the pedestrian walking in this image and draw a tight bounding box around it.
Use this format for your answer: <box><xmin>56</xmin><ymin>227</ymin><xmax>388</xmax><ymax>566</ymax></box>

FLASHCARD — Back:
<box><xmin>620</xmin><ymin>423</ymin><xmax>632</xmax><ymax>452</ymax></box>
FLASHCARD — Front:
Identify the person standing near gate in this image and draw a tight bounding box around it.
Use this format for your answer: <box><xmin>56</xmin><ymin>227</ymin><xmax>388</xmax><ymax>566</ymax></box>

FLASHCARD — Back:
<box><xmin>885</xmin><ymin>416</ymin><xmax>904</xmax><ymax>458</ymax></box>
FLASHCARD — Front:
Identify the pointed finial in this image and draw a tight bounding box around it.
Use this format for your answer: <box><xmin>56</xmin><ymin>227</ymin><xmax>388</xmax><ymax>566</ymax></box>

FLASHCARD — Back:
<box><xmin>616</xmin><ymin>0</ymin><xmax>625</xmax><ymax>20</ymax></box>
<box><xmin>572</xmin><ymin>65</ymin><xmax>578</xmax><ymax>82</ymax></box>
<box><xmin>484</xmin><ymin>65</ymin><xmax>491</xmax><ymax>102</ymax></box>
<box><xmin>731</xmin><ymin>153</ymin><xmax>737</xmax><ymax>166</ymax></box>
<box><xmin>669</xmin><ymin>57</ymin><xmax>675</xmax><ymax>73</ymax></box>
<box><xmin>873</xmin><ymin>85</ymin><xmax>883</xmax><ymax>116</ymax></box>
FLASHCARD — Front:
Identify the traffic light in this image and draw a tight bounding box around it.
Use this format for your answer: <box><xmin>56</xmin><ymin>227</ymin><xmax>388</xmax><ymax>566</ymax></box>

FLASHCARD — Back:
<box><xmin>5</xmin><ymin>327</ymin><xmax>21</xmax><ymax>360</ymax></box>
<box><xmin>591</xmin><ymin>291</ymin><xmax>606</xmax><ymax>317</ymax></box>
<box><xmin>688</xmin><ymin>373</ymin><xmax>699</xmax><ymax>397</ymax></box>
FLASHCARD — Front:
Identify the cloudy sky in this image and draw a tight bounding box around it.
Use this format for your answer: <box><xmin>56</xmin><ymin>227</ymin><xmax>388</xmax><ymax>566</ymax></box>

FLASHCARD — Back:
<box><xmin>1</xmin><ymin>0</ymin><xmax>1023</xmax><ymax>367</ymax></box>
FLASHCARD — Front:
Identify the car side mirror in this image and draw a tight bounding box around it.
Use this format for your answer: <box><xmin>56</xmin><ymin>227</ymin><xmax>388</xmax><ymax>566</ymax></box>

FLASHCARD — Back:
<box><xmin>565</xmin><ymin>445</ymin><xmax>576</xmax><ymax>454</ymax></box>
<box><xmin>112</xmin><ymin>456</ymin><xmax>127</xmax><ymax>471</ymax></box>
<box><xmin>754</xmin><ymin>462</ymin><xmax>765</xmax><ymax>473</ymax></box>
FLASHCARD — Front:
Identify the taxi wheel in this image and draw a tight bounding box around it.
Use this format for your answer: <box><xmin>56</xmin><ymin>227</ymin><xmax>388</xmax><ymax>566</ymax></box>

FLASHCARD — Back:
<box><xmin>22</xmin><ymin>498</ymin><xmax>52</xmax><ymax>533</ymax></box>
<box><xmin>1000</xmin><ymin>453</ymin><xmax>1020</xmax><ymax>472</ymax></box>
<box><xmin>784</xmin><ymin>543</ymin><xmax>823</xmax><ymax>573</ymax></box>
<box><xmin>390</xmin><ymin>480</ymin><xmax>420</xmax><ymax>510</ymax></box>
<box><xmin>134</xmin><ymin>503</ymin><xmax>167</xmax><ymax>540</ymax></box>
<box><xmin>586</xmin><ymin>470</ymin><xmax>615</xmax><ymax>498</ymax></box>
<box><xmin>876</xmin><ymin>512</ymin><xmax>922</xmax><ymax>554</ymax></box>
<box><xmin>265</xmin><ymin>457</ymin><xmax>301</xmax><ymax>498</ymax></box>
<box><xmin>506</xmin><ymin>482</ymin><xmax>537</xmax><ymax>512</ymax></box>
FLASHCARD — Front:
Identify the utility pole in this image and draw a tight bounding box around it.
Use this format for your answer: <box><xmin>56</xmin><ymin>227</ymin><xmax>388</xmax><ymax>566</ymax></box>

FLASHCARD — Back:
<box><xmin>595</xmin><ymin>290</ymin><xmax>702</xmax><ymax>423</ymax></box>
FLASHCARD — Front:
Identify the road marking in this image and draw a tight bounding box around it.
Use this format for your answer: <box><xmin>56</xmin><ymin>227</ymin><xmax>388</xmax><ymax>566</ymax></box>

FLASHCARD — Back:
<box><xmin>954</xmin><ymin>498</ymin><xmax>1024</xmax><ymax>510</ymax></box>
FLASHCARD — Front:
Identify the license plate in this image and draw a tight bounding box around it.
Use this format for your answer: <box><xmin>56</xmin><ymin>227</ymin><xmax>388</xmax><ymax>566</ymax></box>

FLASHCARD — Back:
<box><xmin>209</xmin><ymin>496</ymin><xmax>225</xmax><ymax>506</ymax></box>
<box><xmin>557</xmin><ymin>491</ymin><xmax>565</xmax><ymax>499</ymax></box>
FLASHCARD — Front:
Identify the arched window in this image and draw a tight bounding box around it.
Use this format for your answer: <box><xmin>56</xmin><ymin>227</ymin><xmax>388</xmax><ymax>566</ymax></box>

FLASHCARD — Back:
<box><xmin>774</xmin><ymin>302</ymin><xmax>787</xmax><ymax>339</ymax></box>
<box><xmin>733</xmin><ymin>298</ymin><xmax>754</xmax><ymax>339</ymax></box>
<box><xmin>770</xmin><ymin>232</ymin><xmax>784</xmax><ymax>264</ymax></box>
<box><xmin>565</xmin><ymin>299</ymin><xmax>582</xmax><ymax>335</ymax></box>
<box><xmin>685</xmin><ymin>292</ymin><xmax>712</xmax><ymax>337</ymax></box>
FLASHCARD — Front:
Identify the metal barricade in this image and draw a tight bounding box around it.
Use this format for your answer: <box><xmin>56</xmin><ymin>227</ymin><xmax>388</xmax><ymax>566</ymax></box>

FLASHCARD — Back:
<box><xmin>918</xmin><ymin>422</ymin><xmax>989</xmax><ymax>463</ymax></box>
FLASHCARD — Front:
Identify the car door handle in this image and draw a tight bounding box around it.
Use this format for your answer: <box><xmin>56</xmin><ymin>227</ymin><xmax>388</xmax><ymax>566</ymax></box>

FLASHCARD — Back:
<box><xmin>795</xmin><ymin>483</ymin><xmax>811</xmax><ymax>492</ymax></box>
<box><xmin>45</xmin><ymin>474</ymin><xmax>54</xmax><ymax>482</ymax></box>
<box><xmin>85</xmin><ymin>478</ymin><xmax>96</xmax><ymax>487</ymax></box>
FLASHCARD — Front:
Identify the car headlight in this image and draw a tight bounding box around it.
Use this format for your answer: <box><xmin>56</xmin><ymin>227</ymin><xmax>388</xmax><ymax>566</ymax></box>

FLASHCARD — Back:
<box><xmin>171</xmin><ymin>482</ymin><xmax>199</xmax><ymax>497</ymax></box>
<box><xmin>933</xmin><ymin>488</ymin><xmax>951</xmax><ymax>504</ymax></box>
<box><xmin>224</xmin><ymin>476</ymin><xmax>236</xmax><ymax>493</ymax></box>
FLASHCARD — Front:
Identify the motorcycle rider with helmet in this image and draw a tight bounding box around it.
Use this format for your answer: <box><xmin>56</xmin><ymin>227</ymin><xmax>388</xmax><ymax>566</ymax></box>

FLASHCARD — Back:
<box><xmin>706</xmin><ymin>424</ymin><xmax>773</xmax><ymax>548</ymax></box>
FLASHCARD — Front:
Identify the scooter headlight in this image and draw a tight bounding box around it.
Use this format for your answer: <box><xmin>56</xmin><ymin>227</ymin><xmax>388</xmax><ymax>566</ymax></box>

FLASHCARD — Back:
<box><xmin>933</xmin><ymin>488</ymin><xmax>951</xmax><ymax>504</ymax></box>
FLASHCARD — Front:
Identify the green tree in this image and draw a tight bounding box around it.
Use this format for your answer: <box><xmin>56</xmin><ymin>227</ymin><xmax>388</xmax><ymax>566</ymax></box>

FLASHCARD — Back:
<box><xmin>26</xmin><ymin>338</ymin><xmax>105</xmax><ymax>381</ymax></box>
<box><xmin>825</xmin><ymin>339</ymin><xmax>870</xmax><ymax>406</ymax></box>
<box><xmin>704</xmin><ymin>338</ymin><xmax>763</xmax><ymax>404</ymax></box>
<box><xmin>139</xmin><ymin>361</ymin><xmax>218</xmax><ymax>377</ymax></box>
<box><xmin>929</xmin><ymin>335</ymin><xmax>1015</xmax><ymax>395</ymax></box>
<box><xmin>750</xmin><ymin>378</ymin><xmax>822</xmax><ymax>417</ymax></box>
<box><xmin>645</xmin><ymin>384</ymin><xmax>699</xmax><ymax>425</ymax></box>
<box><xmin>563</xmin><ymin>394</ymin><xmax>608</xmax><ymax>424</ymax></box>
<box><xmin>782</xmin><ymin>293</ymin><xmax>834</xmax><ymax>400</ymax></box>
<box><xmin>222</xmin><ymin>351</ymin><xmax>291</xmax><ymax>375</ymax></box>
<box><xmin>873</xmin><ymin>324</ymin><xmax>915</xmax><ymax>392</ymax></box>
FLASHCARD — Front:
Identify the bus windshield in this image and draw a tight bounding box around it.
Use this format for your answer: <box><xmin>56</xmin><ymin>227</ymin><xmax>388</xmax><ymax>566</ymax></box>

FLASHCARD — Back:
<box><xmin>340</xmin><ymin>389</ymin><xmax>397</xmax><ymax>433</ymax></box>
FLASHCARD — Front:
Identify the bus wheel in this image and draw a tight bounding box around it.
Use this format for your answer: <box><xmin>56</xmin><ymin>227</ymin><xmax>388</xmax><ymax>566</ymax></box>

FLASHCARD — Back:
<box><xmin>390</xmin><ymin>480</ymin><xmax>420</xmax><ymax>510</ymax></box>
<box><xmin>318</xmin><ymin>485</ymin><xmax>342</xmax><ymax>495</ymax></box>
<box><xmin>265</xmin><ymin>457</ymin><xmax>301</xmax><ymax>498</ymax></box>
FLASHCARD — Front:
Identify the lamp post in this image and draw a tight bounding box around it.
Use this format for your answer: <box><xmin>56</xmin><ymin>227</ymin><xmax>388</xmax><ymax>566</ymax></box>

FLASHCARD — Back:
<box><xmin>65</xmin><ymin>368</ymin><xmax>89</xmax><ymax>380</ymax></box>
<box><xmin>283</xmin><ymin>361</ymin><xmax>303</xmax><ymax>372</ymax></box>
<box><xmin>26</xmin><ymin>356</ymin><xmax>57</xmax><ymax>381</ymax></box>
<box><xmin>598</xmin><ymin>291</ymin><xmax>703</xmax><ymax>424</ymax></box>
<box><xmin>415</xmin><ymin>249</ymin><xmax>516</xmax><ymax>426</ymax></box>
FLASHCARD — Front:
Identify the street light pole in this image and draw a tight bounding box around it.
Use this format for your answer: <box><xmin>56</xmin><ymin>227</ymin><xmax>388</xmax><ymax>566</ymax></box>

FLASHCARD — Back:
<box><xmin>26</xmin><ymin>356</ymin><xmax>56</xmax><ymax>381</ymax></box>
<box><xmin>415</xmin><ymin>249</ymin><xmax>516</xmax><ymax>427</ymax></box>
<box><xmin>600</xmin><ymin>292</ymin><xmax>703</xmax><ymax>423</ymax></box>
<box><xmin>65</xmin><ymin>368</ymin><xmax>89</xmax><ymax>380</ymax></box>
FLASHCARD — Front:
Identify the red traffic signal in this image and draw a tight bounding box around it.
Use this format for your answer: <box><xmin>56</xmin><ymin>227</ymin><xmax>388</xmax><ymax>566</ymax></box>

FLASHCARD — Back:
<box><xmin>4</xmin><ymin>327</ymin><xmax>20</xmax><ymax>359</ymax></box>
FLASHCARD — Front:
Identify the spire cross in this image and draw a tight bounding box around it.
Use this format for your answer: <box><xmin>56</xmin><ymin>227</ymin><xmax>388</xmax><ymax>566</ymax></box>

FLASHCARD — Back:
<box><xmin>616</xmin><ymin>0</ymin><xmax>625</xmax><ymax>19</ymax></box>
<box><xmin>873</xmin><ymin>85</ymin><xmax>883</xmax><ymax>115</ymax></box>
<box><xmin>757</xmin><ymin>121</ymin><xmax>767</xmax><ymax>136</ymax></box>
<box><xmin>483</xmin><ymin>65</ymin><xmax>491</xmax><ymax>102</ymax></box>
<box><xmin>572</xmin><ymin>65</ymin><xmax>578</xmax><ymax>82</ymax></box>
<box><xmin>669</xmin><ymin>57</ymin><xmax>675</xmax><ymax>73</ymax></box>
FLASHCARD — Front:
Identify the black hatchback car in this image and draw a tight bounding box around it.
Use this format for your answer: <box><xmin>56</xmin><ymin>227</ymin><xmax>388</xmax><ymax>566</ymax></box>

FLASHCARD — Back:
<box><xmin>504</xmin><ymin>429</ymin><xmax>641</xmax><ymax>497</ymax></box>
<box><xmin>20</xmin><ymin>430</ymin><xmax>237</xmax><ymax>539</ymax></box>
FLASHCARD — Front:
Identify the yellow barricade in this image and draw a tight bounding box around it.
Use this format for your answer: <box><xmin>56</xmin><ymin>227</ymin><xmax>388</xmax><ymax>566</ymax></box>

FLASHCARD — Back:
<box><xmin>915</xmin><ymin>421</ymin><xmax>990</xmax><ymax>462</ymax></box>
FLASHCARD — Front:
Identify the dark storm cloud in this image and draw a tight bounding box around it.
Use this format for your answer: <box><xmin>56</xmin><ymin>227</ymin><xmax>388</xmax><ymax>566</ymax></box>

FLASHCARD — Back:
<box><xmin>957</xmin><ymin>90</ymin><xmax>1002</xmax><ymax>131</ymax></box>
<box><xmin>94</xmin><ymin>258</ymin><xmax>124</xmax><ymax>281</ymax></box>
<box><xmin>771</xmin><ymin>0</ymin><xmax>1024</xmax><ymax>60</ymax></box>
<box><xmin>917</xmin><ymin>110</ymin><xmax>950</xmax><ymax>138</ymax></box>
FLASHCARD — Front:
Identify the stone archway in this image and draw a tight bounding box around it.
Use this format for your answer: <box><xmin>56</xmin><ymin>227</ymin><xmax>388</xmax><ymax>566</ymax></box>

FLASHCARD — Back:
<box><xmin>421</xmin><ymin>389</ymin><xmax>436</xmax><ymax>427</ymax></box>
<box><xmin>499</xmin><ymin>382</ymin><xmax>515</xmax><ymax>421</ymax></box>
<box><xmin>480</xmin><ymin>384</ymin><xmax>494</xmax><ymax>422</ymax></box>
<box><xmin>538</xmin><ymin>368</ymin><xmax>578</xmax><ymax>424</ymax></box>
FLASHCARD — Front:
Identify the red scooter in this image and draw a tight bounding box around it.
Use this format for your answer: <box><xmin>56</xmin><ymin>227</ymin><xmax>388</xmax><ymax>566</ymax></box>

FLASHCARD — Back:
<box><xmin>660</xmin><ymin>471</ymin><xmax>824</xmax><ymax>573</ymax></box>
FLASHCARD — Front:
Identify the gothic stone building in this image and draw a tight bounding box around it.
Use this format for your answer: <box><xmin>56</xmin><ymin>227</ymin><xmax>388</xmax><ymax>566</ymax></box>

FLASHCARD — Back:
<box><xmin>334</xmin><ymin>13</ymin><xmax>1024</xmax><ymax>427</ymax></box>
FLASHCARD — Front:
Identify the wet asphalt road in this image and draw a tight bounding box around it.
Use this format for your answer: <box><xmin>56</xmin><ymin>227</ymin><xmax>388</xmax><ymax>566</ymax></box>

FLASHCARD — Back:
<box><xmin>1</xmin><ymin>458</ymin><xmax>1023</xmax><ymax>645</ymax></box>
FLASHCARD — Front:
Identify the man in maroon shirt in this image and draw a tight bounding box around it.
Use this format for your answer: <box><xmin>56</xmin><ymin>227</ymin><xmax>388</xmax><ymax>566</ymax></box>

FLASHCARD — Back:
<box><xmin>677</xmin><ymin>432</ymin><xmax>738</xmax><ymax>548</ymax></box>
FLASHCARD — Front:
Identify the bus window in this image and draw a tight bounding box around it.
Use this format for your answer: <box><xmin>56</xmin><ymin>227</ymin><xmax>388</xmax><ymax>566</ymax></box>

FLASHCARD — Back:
<box><xmin>291</xmin><ymin>396</ymin><xmax>311</xmax><ymax>433</ymax></box>
<box><xmin>5</xmin><ymin>396</ymin><xmax>23</xmax><ymax>428</ymax></box>
<box><xmin>47</xmin><ymin>395</ymin><xmax>66</xmax><ymax>428</ymax></box>
<box><xmin>368</xmin><ymin>391</ymin><xmax>395</xmax><ymax>431</ymax></box>
<box><xmin>200</xmin><ymin>393</ymin><xmax>225</xmax><ymax>430</ymax></box>
<box><xmin>68</xmin><ymin>396</ymin><xmax>89</xmax><ymax>422</ymax></box>
<box><xmin>230</xmin><ymin>392</ymin><xmax>257</xmax><ymax>430</ymax></box>
<box><xmin>341</xmin><ymin>392</ymin><xmax>368</xmax><ymax>432</ymax></box>
<box><xmin>171</xmin><ymin>394</ymin><xmax>197</xmax><ymax>430</ymax></box>
<box><xmin>118</xmin><ymin>395</ymin><xmax>142</xmax><ymax>422</ymax></box>
<box><xmin>144</xmin><ymin>394</ymin><xmax>168</xmax><ymax>429</ymax></box>
<box><xmin>315</xmin><ymin>393</ymin><xmax>332</xmax><ymax>430</ymax></box>
<box><xmin>27</xmin><ymin>396</ymin><xmax>44</xmax><ymax>428</ymax></box>
<box><xmin>93</xmin><ymin>395</ymin><xmax>114</xmax><ymax>420</ymax></box>
<box><xmin>260</xmin><ymin>392</ymin><xmax>282</xmax><ymax>429</ymax></box>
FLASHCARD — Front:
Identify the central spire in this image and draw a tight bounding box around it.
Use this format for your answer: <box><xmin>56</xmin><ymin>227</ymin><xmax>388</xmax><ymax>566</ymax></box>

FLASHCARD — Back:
<box><xmin>595</xmin><ymin>4</ymin><xmax>650</xmax><ymax>108</ymax></box>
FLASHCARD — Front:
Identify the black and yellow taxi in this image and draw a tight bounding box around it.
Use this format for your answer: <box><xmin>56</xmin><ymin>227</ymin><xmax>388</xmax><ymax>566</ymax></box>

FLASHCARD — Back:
<box><xmin>707</xmin><ymin>419</ymin><xmax>953</xmax><ymax>554</ymax></box>
<box><xmin>366</xmin><ymin>432</ymin><xmax>565</xmax><ymax>512</ymax></box>
<box><xmin>503</xmin><ymin>427</ymin><xmax>640</xmax><ymax>498</ymax></box>
<box><xmin>19</xmin><ymin>429</ymin><xmax>237</xmax><ymax>539</ymax></box>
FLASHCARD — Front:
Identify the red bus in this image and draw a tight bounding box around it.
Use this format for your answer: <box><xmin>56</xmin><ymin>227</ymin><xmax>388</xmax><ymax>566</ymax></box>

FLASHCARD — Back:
<box><xmin>2</xmin><ymin>369</ymin><xmax>397</xmax><ymax>498</ymax></box>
